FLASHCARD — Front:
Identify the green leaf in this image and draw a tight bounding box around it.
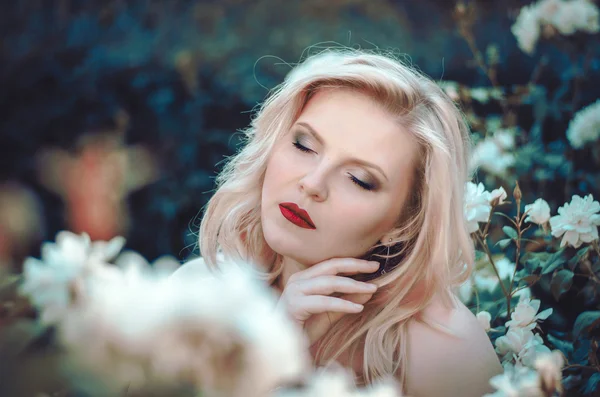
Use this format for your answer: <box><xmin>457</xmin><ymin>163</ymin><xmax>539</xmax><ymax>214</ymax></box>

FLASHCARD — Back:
<box><xmin>502</xmin><ymin>226</ymin><xmax>518</xmax><ymax>239</ymax></box>
<box><xmin>495</xmin><ymin>239</ymin><xmax>512</xmax><ymax>249</ymax></box>
<box><xmin>541</xmin><ymin>248</ymin><xmax>566</xmax><ymax>275</ymax></box>
<box><xmin>573</xmin><ymin>311</ymin><xmax>600</xmax><ymax>339</ymax></box>
<box><xmin>475</xmin><ymin>250</ymin><xmax>486</xmax><ymax>261</ymax></box>
<box><xmin>568</xmin><ymin>246</ymin><xmax>590</xmax><ymax>271</ymax></box>
<box><xmin>550</xmin><ymin>269</ymin><xmax>574</xmax><ymax>301</ymax></box>
<box><xmin>546</xmin><ymin>333</ymin><xmax>574</xmax><ymax>357</ymax></box>
<box><xmin>583</xmin><ymin>372</ymin><xmax>600</xmax><ymax>395</ymax></box>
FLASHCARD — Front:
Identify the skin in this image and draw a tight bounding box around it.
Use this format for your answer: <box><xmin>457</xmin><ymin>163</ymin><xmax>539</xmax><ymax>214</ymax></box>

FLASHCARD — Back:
<box><xmin>261</xmin><ymin>88</ymin><xmax>419</xmax><ymax>286</ymax></box>
<box><xmin>259</xmin><ymin>87</ymin><xmax>503</xmax><ymax>395</ymax></box>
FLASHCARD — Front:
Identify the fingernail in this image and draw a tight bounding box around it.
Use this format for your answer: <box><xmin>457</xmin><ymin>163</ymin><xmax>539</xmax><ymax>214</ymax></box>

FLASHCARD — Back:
<box><xmin>365</xmin><ymin>283</ymin><xmax>377</xmax><ymax>291</ymax></box>
<box><xmin>354</xmin><ymin>303</ymin><xmax>364</xmax><ymax>310</ymax></box>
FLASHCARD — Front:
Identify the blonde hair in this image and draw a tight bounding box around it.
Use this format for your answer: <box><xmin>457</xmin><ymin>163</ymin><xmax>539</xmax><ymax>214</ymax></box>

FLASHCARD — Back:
<box><xmin>199</xmin><ymin>47</ymin><xmax>475</xmax><ymax>392</ymax></box>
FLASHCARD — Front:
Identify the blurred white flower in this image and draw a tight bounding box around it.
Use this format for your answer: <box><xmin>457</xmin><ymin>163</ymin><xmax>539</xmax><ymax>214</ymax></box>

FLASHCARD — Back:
<box><xmin>484</xmin><ymin>362</ymin><xmax>544</xmax><ymax>397</ymax></box>
<box><xmin>512</xmin><ymin>4</ymin><xmax>541</xmax><ymax>55</ymax></box>
<box><xmin>271</xmin><ymin>365</ymin><xmax>401</xmax><ymax>397</ymax></box>
<box><xmin>513</xmin><ymin>0</ymin><xmax>599</xmax><ymax>56</ymax></box>
<box><xmin>476</xmin><ymin>311</ymin><xmax>492</xmax><ymax>332</ymax></box>
<box><xmin>58</xmin><ymin>258</ymin><xmax>310</xmax><ymax>397</ymax></box>
<box><xmin>505</xmin><ymin>298</ymin><xmax>553</xmax><ymax>332</ymax></box>
<box><xmin>524</xmin><ymin>199</ymin><xmax>551</xmax><ymax>226</ymax></box>
<box><xmin>542</xmin><ymin>0</ymin><xmax>600</xmax><ymax>35</ymax></box>
<box><xmin>470</xmin><ymin>88</ymin><xmax>491</xmax><ymax>103</ymax></box>
<box><xmin>474</xmin><ymin>256</ymin><xmax>515</xmax><ymax>293</ymax></box>
<box><xmin>490</xmin><ymin>187</ymin><xmax>508</xmax><ymax>206</ymax></box>
<box><xmin>464</xmin><ymin>182</ymin><xmax>492</xmax><ymax>233</ymax></box>
<box><xmin>19</xmin><ymin>232</ymin><xmax>311</xmax><ymax>397</ymax></box>
<box><xmin>533</xmin><ymin>350</ymin><xmax>565</xmax><ymax>395</ymax></box>
<box><xmin>19</xmin><ymin>231</ymin><xmax>126</xmax><ymax>324</ymax></box>
<box><xmin>456</xmin><ymin>276</ymin><xmax>474</xmax><ymax>304</ymax></box>
<box><xmin>549</xmin><ymin>194</ymin><xmax>600</xmax><ymax>248</ymax></box>
<box><xmin>495</xmin><ymin>328</ymin><xmax>551</xmax><ymax>367</ymax></box>
<box><xmin>439</xmin><ymin>81</ymin><xmax>460</xmax><ymax>101</ymax></box>
<box><xmin>493</xmin><ymin>129</ymin><xmax>516</xmax><ymax>150</ymax></box>
<box><xmin>471</xmin><ymin>138</ymin><xmax>515</xmax><ymax>178</ymax></box>
<box><xmin>566</xmin><ymin>99</ymin><xmax>600</xmax><ymax>149</ymax></box>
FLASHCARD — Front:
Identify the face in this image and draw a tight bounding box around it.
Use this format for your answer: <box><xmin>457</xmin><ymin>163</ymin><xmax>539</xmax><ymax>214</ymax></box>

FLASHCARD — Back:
<box><xmin>261</xmin><ymin>88</ymin><xmax>420</xmax><ymax>268</ymax></box>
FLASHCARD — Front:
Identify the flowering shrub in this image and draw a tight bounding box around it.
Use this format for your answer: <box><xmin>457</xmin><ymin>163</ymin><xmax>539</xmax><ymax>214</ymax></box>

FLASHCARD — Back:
<box><xmin>461</xmin><ymin>181</ymin><xmax>600</xmax><ymax>396</ymax></box>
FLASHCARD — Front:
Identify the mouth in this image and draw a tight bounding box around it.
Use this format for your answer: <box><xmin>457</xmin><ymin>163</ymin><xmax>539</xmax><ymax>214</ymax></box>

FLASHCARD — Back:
<box><xmin>279</xmin><ymin>202</ymin><xmax>316</xmax><ymax>230</ymax></box>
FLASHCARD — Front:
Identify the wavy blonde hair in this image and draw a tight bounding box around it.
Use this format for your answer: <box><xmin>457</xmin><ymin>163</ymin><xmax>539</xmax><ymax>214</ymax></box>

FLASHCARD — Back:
<box><xmin>199</xmin><ymin>47</ymin><xmax>475</xmax><ymax>392</ymax></box>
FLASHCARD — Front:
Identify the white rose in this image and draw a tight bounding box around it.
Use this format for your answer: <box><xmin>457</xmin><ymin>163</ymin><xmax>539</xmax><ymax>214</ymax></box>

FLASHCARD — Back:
<box><xmin>550</xmin><ymin>194</ymin><xmax>600</xmax><ymax>248</ymax></box>
<box><xmin>490</xmin><ymin>187</ymin><xmax>508</xmax><ymax>206</ymax></box>
<box><xmin>505</xmin><ymin>298</ymin><xmax>553</xmax><ymax>331</ymax></box>
<box><xmin>524</xmin><ymin>198</ymin><xmax>551</xmax><ymax>225</ymax></box>
<box><xmin>464</xmin><ymin>182</ymin><xmax>492</xmax><ymax>233</ymax></box>
<box><xmin>476</xmin><ymin>311</ymin><xmax>492</xmax><ymax>332</ymax></box>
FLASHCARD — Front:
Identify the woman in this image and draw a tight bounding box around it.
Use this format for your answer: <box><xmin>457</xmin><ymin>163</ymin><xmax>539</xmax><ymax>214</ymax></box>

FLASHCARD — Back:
<box><xmin>175</xmin><ymin>48</ymin><xmax>503</xmax><ymax>396</ymax></box>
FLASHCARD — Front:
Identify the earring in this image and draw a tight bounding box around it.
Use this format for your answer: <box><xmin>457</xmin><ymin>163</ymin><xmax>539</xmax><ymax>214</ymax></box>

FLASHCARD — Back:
<box><xmin>382</xmin><ymin>238</ymin><xmax>392</xmax><ymax>275</ymax></box>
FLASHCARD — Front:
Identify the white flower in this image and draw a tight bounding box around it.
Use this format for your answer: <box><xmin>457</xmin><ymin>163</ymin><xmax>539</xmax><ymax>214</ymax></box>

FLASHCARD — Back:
<box><xmin>456</xmin><ymin>276</ymin><xmax>474</xmax><ymax>304</ymax></box>
<box><xmin>493</xmin><ymin>129</ymin><xmax>516</xmax><ymax>150</ymax></box>
<box><xmin>512</xmin><ymin>4</ymin><xmax>541</xmax><ymax>55</ymax></box>
<box><xmin>19</xmin><ymin>231</ymin><xmax>126</xmax><ymax>324</ymax></box>
<box><xmin>505</xmin><ymin>298</ymin><xmax>553</xmax><ymax>332</ymax></box>
<box><xmin>484</xmin><ymin>363</ymin><xmax>544</xmax><ymax>397</ymax></box>
<box><xmin>471</xmin><ymin>139</ymin><xmax>515</xmax><ymax>177</ymax></box>
<box><xmin>477</xmin><ymin>311</ymin><xmax>492</xmax><ymax>332</ymax></box>
<box><xmin>495</xmin><ymin>328</ymin><xmax>551</xmax><ymax>367</ymax></box>
<box><xmin>490</xmin><ymin>187</ymin><xmax>508</xmax><ymax>206</ymax></box>
<box><xmin>470</xmin><ymin>88</ymin><xmax>491</xmax><ymax>103</ymax></box>
<box><xmin>271</xmin><ymin>366</ymin><xmax>401</xmax><ymax>397</ymax></box>
<box><xmin>474</xmin><ymin>256</ymin><xmax>515</xmax><ymax>294</ymax></box>
<box><xmin>549</xmin><ymin>194</ymin><xmax>600</xmax><ymax>248</ymax></box>
<box><xmin>533</xmin><ymin>350</ymin><xmax>565</xmax><ymax>395</ymax></box>
<box><xmin>439</xmin><ymin>81</ymin><xmax>460</xmax><ymax>101</ymax></box>
<box><xmin>464</xmin><ymin>182</ymin><xmax>492</xmax><ymax>233</ymax></box>
<box><xmin>543</xmin><ymin>0</ymin><xmax>600</xmax><ymax>35</ymax></box>
<box><xmin>566</xmin><ymin>99</ymin><xmax>600</xmax><ymax>149</ymax></box>
<box><xmin>59</xmin><ymin>259</ymin><xmax>310</xmax><ymax>397</ymax></box>
<box><xmin>524</xmin><ymin>199</ymin><xmax>551</xmax><ymax>225</ymax></box>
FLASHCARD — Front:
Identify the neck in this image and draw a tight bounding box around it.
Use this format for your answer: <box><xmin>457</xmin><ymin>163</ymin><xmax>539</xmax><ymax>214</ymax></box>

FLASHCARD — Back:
<box><xmin>273</xmin><ymin>255</ymin><xmax>306</xmax><ymax>293</ymax></box>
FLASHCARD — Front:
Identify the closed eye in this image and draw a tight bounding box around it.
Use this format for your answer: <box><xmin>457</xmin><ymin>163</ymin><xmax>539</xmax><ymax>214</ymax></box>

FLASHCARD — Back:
<box><xmin>293</xmin><ymin>140</ymin><xmax>313</xmax><ymax>153</ymax></box>
<box><xmin>348</xmin><ymin>174</ymin><xmax>375</xmax><ymax>191</ymax></box>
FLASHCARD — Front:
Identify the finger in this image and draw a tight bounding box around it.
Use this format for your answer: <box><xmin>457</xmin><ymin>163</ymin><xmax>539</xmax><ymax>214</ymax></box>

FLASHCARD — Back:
<box><xmin>296</xmin><ymin>276</ymin><xmax>377</xmax><ymax>296</ymax></box>
<box><xmin>294</xmin><ymin>258</ymin><xmax>380</xmax><ymax>280</ymax></box>
<box><xmin>298</xmin><ymin>295</ymin><xmax>364</xmax><ymax>316</ymax></box>
<box><xmin>306</xmin><ymin>292</ymin><xmax>375</xmax><ymax>345</ymax></box>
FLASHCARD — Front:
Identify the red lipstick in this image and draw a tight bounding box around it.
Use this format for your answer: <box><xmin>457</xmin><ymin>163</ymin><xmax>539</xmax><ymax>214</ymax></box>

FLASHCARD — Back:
<box><xmin>279</xmin><ymin>202</ymin><xmax>316</xmax><ymax>230</ymax></box>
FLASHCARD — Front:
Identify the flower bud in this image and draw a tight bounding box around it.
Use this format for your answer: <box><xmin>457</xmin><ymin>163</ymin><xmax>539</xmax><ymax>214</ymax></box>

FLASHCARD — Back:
<box><xmin>513</xmin><ymin>181</ymin><xmax>522</xmax><ymax>202</ymax></box>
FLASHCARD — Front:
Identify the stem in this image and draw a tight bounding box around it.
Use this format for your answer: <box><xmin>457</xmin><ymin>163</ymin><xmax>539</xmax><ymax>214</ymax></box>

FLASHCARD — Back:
<box><xmin>475</xmin><ymin>233</ymin><xmax>511</xmax><ymax>313</ymax></box>
<box><xmin>508</xmin><ymin>213</ymin><xmax>526</xmax><ymax>310</ymax></box>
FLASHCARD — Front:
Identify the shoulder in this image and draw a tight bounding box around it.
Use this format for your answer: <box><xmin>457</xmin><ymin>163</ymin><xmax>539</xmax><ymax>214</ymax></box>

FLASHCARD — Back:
<box><xmin>404</xmin><ymin>295</ymin><xmax>503</xmax><ymax>397</ymax></box>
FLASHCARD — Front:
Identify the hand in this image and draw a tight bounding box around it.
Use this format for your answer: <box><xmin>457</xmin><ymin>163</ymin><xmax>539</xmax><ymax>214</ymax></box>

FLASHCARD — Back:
<box><xmin>275</xmin><ymin>258</ymin><xmax>380</xmax><ymax>345</ymax></box>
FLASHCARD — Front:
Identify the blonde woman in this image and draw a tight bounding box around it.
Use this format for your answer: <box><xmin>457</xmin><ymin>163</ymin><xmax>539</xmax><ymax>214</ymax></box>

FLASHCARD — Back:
<box><xmin>174</xmin><ymin>48</ymin><xmax>503</xmax><ymax>396</ymax></box>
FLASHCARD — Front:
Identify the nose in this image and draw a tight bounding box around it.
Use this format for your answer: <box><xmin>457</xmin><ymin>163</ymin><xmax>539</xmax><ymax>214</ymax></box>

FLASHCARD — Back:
<box><xmin>298</xmin><ymin>167</ymin><xmax>328</xmax><ymax>202</ymax></box>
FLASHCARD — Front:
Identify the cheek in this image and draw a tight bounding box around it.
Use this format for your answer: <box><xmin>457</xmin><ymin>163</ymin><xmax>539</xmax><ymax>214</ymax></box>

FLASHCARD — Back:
<box><xmin>335</xmin><ymin>200</ymin><xmax>398</xmax><ymax>240</ymax></box>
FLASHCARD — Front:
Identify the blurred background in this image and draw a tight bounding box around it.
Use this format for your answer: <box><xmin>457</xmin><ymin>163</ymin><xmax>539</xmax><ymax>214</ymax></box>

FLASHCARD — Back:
<box><xmin>1</xmin><ymin>1</ymin><xmax>600</xmax><ymax>395</ymax></box>
<box><xmin>3</xmin><ymin>0</ymin><xmax>598</xmax><ymax>269</ymax></box>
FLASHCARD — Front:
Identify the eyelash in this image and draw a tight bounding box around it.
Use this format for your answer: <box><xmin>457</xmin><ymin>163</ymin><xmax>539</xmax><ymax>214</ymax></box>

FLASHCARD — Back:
<box><xmin>292</xmin><ymin>140</ymin><xmax>375</xmax><ymax>191</ymax></box>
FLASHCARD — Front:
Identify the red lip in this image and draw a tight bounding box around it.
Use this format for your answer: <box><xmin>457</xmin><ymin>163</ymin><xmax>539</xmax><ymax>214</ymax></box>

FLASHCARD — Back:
<box><xmin>279</xmin><ymin>202</ymin><xmax>316</xmax><ymax>230</ymax></box>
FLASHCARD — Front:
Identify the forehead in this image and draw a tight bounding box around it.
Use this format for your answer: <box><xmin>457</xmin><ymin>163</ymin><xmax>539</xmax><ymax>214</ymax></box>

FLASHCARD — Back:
<box><xmin>294</xmin><ymin>88</ymin><xmax>419</xmax><ymax>177</ymax></box>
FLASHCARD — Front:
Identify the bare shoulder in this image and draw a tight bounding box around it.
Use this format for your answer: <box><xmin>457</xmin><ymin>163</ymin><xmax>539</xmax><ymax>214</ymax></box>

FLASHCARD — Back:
<box><xmin>404</xmin><ymin>295</ymin><xmax>503</xmax><ymax>397</ymax></box>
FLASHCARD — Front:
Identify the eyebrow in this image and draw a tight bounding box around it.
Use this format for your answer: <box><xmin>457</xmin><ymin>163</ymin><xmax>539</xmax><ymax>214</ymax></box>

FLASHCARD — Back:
<box><xmin>296</xmin><ymin>121</ymin><xmax>389</xmax><ymax>182</ymax></box>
